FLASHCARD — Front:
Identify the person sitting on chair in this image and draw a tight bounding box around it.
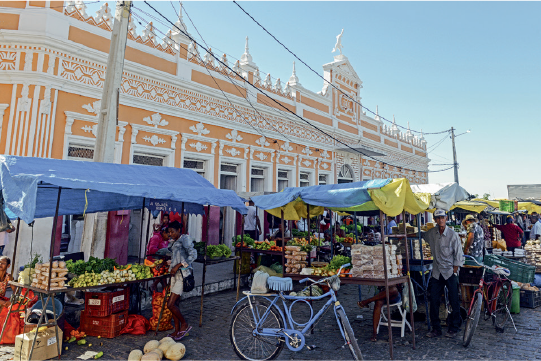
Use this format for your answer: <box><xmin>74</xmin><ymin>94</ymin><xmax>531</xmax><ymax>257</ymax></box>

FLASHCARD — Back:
<box><xmin>357</xmin><ymin>285</ymin><xmax>403</xmax><ymax>342</ymax></box>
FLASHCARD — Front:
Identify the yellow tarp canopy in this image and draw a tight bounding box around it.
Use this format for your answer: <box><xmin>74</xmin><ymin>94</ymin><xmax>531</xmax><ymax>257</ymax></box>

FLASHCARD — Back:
<box><xmin>450</xmin><ymin>201</ymin><xmax>489</xmax><ymax>213</ymax></box>
<box><xmin>266</xmin><ymin>178</ymin><xmax>430</xmax><ymax>220</ymax></box>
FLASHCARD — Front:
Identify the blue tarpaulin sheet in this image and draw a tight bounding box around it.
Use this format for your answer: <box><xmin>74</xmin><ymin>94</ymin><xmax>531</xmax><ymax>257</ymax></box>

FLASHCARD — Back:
<box><xmin>0</xmin><ymin>156</ymin><xmax>247</xmax><ymax>223</ymax></box>
<box><xmin>252</xmin><ymin>179</ymin><xmax>392</xmax><ymax>210</ymax></box>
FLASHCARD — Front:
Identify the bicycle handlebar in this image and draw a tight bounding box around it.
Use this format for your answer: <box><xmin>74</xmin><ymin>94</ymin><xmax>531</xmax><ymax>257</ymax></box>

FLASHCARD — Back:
<box><xmin>464</xmin><ymin>255</ymin><xmax>511</xmax><ymax>277</ymax></box>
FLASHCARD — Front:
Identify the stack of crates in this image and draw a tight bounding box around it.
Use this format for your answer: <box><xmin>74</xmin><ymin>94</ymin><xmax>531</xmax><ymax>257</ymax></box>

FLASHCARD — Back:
<box><xmin>80</xmin><ymin>288</ymin><xmax>130</xmax><ymax>338</ymax></box>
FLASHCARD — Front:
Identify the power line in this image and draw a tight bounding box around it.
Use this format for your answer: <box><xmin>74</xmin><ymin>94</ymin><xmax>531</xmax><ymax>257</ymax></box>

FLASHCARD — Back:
<box><xmin>141</xmin><ymin>1</ymin><xmax>438</xmax><ymax>174</ymax></box>
<box><xmin>131</xmin><ymin>10</ymin><xmax>271</xmax><ymax>141</ymax></box>
<box><xmin>232</xmin><ymin>1</ymin><xmax>451</xmax><ymax>136</ymax></box>
<box><xmin>178</xmin><ymin>3</ymin><xmax>294</xmax><ymax>143</ymax></box>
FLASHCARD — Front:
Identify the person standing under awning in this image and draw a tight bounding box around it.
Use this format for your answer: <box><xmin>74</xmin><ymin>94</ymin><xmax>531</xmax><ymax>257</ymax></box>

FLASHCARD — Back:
<box><xmin>491</xmin><ymin>216</ymin><xmax>524</xmax><ymax>252</ymax></box>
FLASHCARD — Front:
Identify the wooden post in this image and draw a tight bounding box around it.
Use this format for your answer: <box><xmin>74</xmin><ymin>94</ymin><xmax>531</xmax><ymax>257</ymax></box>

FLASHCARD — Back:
<box><xmin>403</xmin><ymin>211</ymin><xmax>416</xmax><ymax>349</ymax></box>
<box><xmin>47</xmin><ymin>187</ymin><xmax>62</xmax><ymax>292</ymax></box>
<box><xmin>380</xmin><ymin>210</ymin><xmax>394</xmax><ymax>359</ymax></box>
<box><xmin>236</xmin><ymin>215</ymin><xmax>244</xmax><ymax>301</ymax></box>
<box><xmin>281</xmin><ymin>210</ymin><xmax>285</xmax><ymax>274</ymax></box>
<box><xmin>306</xmin><ymin>204</ymin><xmax>311</xmax><ymax>267</ymax></box>
<box><xmin>353</xmin><ymin>211</ymin><xmax>359</xmax><ymax>243</ymax></box>
<box><xmin>10</xmin><ymin>218</ymin><xmax>20</xmax><ymax>277</ymax></box>
<box><xmin>199</xmin><ymin>205</ymin><xmax>210</xmax><ymax>327</ymax></box>
<box><xmin>137</xmin><ymin>198</ymin><xmax>146</xmax><ymax>264</ymax></box>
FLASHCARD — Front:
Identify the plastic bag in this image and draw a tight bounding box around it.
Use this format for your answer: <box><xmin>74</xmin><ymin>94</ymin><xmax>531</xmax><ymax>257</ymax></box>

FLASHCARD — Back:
<box><xmin>251</xmin><ymin>271</ymin><xmax>269</xmax><ymax>294</ymax></box>
<box><xmin>402</xmin><ymin>281</ymin><xmax>417</xmax><ymax>313</ymax></box>
<box><xmin>120</xmin><ymin>314</ymin><xmax>150</xmax><ymax>335</ymax></box>
<box><xmin>269</xmin><ymin>262</ymin><xmax>283</xmax><ymax>275</ymax></box>
<box><xmin>0</xmin><ymin>196</ymin><xmax>14</xmax><ymax>233</ymax></box>
<box><xmin>0</xmin><ymin>304</ymin><xmax>22</xmax><ymax>344</ymax></box>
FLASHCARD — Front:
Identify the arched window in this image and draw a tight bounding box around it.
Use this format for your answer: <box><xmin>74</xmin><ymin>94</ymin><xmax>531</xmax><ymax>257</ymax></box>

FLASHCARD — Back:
<box><xmin>338</xmin><ymin>164</ymin><xmax>355</xmax><ymax>184</ymax></box>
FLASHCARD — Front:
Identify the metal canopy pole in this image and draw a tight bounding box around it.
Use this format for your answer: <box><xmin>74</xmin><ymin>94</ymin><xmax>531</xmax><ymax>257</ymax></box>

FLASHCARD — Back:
<box><xmin>402</xmin><ymin>211</ymin><xmax>416</xmax><ymax>349</ymax></box>
<box><xmin>236</xmin><ymin>214</ymin><xmax>244</xmax><ymax>301</ymax></box>
<box><xmin>10</xmin><ymin>218</ymin><xmax>21</xmax><ymax>277</ymax></box>
<box><xmin>353</xmin><ymin>211</ymin><xmax>359</xmax><ymax>243</ymax></box>
<box><xmin>199</xmin><ymin>205</ymin><xmax>210</xmax><ymax>327</ymax></box>
<box><xmin>137</xmin><ymin>198</ymin><xmax>145</xmax><ymax>264</ymax></box>
<box><xmin>281</xmin><ymin>210</ymin><xmax>285</xmax><ymax>274</ymax></box>
<box><xmin>380</xmin><ymin>210</ymin><xmax>394</xmax><ymax>359</ymax></box>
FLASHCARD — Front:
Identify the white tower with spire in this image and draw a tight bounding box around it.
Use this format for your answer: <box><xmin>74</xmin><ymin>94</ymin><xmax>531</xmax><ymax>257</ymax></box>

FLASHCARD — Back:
<box><xmin>170</xmin><ymin>2</ymin><xmax>191</xmax><ymax>51</ymax></box>
<box><xmin>239</xmin><ymin>36</ymin><xmax>258</xmax><ymax>73</ymax></box>
<box><xmin>288</xmin><ymin>61</ymin><xmax>301</xmax><ymax>87</ymax></box>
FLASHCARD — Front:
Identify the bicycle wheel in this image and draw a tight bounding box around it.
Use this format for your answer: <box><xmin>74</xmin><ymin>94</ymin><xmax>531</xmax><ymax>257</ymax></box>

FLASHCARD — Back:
<box><xmin>463</xmin><ymin>292</ymin><xmax>482</xmax><ymax>348</ymax></box>
<box><xmin>336</xmin><ymin>308</ymin><xmax>363</xmax><ymax>360</ymax></box>
<box><xmin>493</xmin><ymin>280</ymin><xmax>513</xmax><ymax>332</ymax></box>
<box><xmin>230</xmin><ymin>300</ymin><xmax>284</xmax><ymax>361</ymax></box>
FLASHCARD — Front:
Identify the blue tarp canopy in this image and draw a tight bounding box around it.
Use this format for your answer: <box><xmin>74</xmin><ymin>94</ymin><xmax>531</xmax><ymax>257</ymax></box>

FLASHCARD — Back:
<box><xmin>252</xmin><ymin>179</ymin><xmax>392</xmax><ymax>210</ymax></box>
<box><xmin>0</xmin><ymin>156</ymin><xmax>247</xmax><ymax>224</ymax></box>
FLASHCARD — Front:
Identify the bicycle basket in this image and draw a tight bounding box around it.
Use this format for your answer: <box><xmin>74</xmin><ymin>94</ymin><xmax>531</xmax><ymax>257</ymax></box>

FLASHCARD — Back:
<box><xmin>329</xmin><ymin>276</ymin><xmax>341</xmax><ymax>292</ymax></box>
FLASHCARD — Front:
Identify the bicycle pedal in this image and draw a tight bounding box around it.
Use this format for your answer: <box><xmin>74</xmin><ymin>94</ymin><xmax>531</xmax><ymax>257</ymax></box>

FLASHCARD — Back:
<box><xmin>306</xmin><ymin>345</ymin><xmax>318</xmax><ymax>351</ymax></box>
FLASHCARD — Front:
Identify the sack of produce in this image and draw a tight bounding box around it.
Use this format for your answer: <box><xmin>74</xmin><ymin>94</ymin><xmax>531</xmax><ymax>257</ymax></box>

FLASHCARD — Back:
<box><xmin>149</xmin><ymin>291</ymin><xmax>174</xmax><ymax>331</ymax></box>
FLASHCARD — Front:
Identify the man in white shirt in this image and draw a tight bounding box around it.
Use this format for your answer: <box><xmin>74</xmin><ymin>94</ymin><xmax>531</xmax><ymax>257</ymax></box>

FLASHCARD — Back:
<box><xmin>386</xmin><ymin>216</ymin><xmax>397</xmax><ymax>235</ymax></box>
<box><xmin>244</xmin><ymin>201</ymin><xmax>261</xmax><ymax>241</ymax></box>
<box><xmin>531</xmin><ymin>216</ymin><xmax>541</xmax><ymax>240</ymax></box>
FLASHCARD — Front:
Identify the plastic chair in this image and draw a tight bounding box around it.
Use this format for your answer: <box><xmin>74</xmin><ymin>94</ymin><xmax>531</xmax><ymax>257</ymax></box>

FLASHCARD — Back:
<box><xmin>377</xmin><ymin>301</ymin><xmax>412</xmax><ymax>338</ymax></box>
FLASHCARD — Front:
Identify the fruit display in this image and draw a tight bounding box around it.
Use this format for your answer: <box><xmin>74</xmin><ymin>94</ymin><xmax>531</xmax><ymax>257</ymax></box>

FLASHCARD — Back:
<box><xmin>206</xmin><ymin>244</ymin><xmax>232</xmax><ymax>258</ymax></box>
<box><xmin>151</xmin><ymin>260</ymin><xmax>168</xmax><ymax>277</ymax></box>
<box><xmin>335</xmin><ymin>234</ymin><xmax>356</xmax><ymax>244</ymax></box>
<box><xmin>67</xmin><ymin>263</ymin><xmax>153</xmax><ymax>288</ymax></box>
<box><xmin>287</xmin><ymin>238</ymin><xmax>313</xmax><ymax>253</ymax></box>
<box><xmin>254</xmin><ymin>240</ymin><xmax>273</xmax><ymax>250</ymax></box>
<box><xmin>233</xmin><ymin>234</ymin><xmax>255</xmax><ymax>248</ymax></box>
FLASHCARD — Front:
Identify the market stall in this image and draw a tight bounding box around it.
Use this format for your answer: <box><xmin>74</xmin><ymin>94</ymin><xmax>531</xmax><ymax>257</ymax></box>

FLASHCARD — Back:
<box><xmin>0</xmin><ymin>155</ymin><xmax>247</xmax><ymax>359</ymax></box>
<box><xmin>251</xmin><ymin>178</ymin><xmax>432</xmax><ymax>359</ymax></box>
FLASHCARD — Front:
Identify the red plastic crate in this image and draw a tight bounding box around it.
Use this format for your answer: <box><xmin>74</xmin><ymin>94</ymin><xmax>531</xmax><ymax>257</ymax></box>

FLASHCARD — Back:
<box><xmin>84</xmin><ymin>288</ymin><xmax>129</xmax><ymax>317</ymax></box>
<box><xmin>80</xmin><ymin>310</ymin><xmax>128</xmax><ymax>338</ymax></box>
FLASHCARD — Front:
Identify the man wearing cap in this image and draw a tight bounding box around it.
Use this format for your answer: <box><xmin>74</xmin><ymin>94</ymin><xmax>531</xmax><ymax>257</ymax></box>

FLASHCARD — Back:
<box><xmin>491</xmin><ymin>216</ymin><xmax>523</xmax><ymax>252</ymax></box>
<box><xmin>463</xmin><ymin>214</ymin><xmax>484</xmax><ymax>264</ymax></box>
<box><xmin>425</xmin><ymin>209</ymin><xmax>464</xmax><ymax>339</ymax></box>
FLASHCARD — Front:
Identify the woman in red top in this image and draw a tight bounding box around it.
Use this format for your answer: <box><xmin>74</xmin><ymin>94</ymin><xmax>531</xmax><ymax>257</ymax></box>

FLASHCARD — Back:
<box><xmin>492</xmin><ymin>216</ymin><xmax>524</xmax><ymax>252</ymax></box>
<box><xmin>147</xmin><ymin>227</ymin><xmax>170</xmax><ymax>255</ymax></box>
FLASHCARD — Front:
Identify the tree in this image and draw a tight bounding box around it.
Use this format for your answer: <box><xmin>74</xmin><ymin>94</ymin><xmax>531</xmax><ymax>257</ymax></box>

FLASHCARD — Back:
<box><xmin>482</xmin><ymin>193</ymin><xmax>491</xmax><ymax>200</ymax></box>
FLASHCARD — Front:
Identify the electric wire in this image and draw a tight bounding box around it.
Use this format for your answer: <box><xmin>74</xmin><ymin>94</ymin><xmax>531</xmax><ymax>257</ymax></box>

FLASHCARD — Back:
<box><xmin>232</xmin><ymin>1</ymin><xmax>451</xmax><ymax>136</ymax></box>
<box><xmin>140</xmin><ymin>2</ymin><xmax>448</xmax><ymax>174</ymax></box>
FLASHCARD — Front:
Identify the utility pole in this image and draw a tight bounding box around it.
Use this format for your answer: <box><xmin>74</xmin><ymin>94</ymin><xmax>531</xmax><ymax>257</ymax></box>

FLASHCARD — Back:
<box><xmin>451</xmin><ymin>127</ymin><xmax>459</xmax><ymax>184</ymax></box>
<box><xmin>94</xmin><ymin>0</ymin><xmax>132</xmax><ymax>162</ymax></box>
<box><xmin>82</xmin><ymin>1</ymin><xmax>131</xmax><ymax>259</ymax></box>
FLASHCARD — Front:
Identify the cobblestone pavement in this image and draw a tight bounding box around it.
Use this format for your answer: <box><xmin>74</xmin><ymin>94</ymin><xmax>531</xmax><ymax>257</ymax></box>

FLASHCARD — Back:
<box><xmin>3</xmin><ymin>283</ymin><xmax>541</xmax><ymax>360</ymax></box>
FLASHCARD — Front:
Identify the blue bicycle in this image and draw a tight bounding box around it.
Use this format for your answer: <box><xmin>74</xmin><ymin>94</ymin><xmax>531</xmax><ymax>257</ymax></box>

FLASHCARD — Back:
<box><xmin>229</xmin><ymin>264</ymin><xmax>362</xmax><ymax>360</ymax></box>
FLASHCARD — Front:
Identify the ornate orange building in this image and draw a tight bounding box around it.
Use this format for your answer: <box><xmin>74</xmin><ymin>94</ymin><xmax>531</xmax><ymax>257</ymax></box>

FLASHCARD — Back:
<box><xmin>0</xmin><ymin>2</ymin><xmax>429</xmax><ymax>253</ymax></box>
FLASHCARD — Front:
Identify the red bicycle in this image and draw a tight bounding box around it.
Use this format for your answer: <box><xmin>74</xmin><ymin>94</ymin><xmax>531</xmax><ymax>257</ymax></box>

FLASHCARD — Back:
<box><xmin>462</xmin><ymin>255</ymin><xmax>517</xmax><ymax>347</ymax></box>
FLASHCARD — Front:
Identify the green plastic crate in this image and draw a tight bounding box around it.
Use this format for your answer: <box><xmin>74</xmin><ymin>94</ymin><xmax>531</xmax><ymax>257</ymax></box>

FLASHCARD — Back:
<box><xmin>483</xmin><ymin>254</ymin><xmax>535</xmax><ymax>283</ymax></box>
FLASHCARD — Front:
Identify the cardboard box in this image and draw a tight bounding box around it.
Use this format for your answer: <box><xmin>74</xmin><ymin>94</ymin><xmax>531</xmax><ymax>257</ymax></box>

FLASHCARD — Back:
<box><xmin>14</xmin><ymin>327</ymin><xmax>63</xmax><ymax>361</ymax></box>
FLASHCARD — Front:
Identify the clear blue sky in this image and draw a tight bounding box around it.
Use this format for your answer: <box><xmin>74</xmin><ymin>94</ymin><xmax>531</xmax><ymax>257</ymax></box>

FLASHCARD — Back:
<box><xmin>88</xmin><ymin>1</ymin><xmax>541</xmax><ymax>199</ymax></box>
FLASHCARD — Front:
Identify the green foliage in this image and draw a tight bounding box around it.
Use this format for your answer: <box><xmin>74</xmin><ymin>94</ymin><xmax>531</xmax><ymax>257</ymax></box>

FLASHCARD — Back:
<box><xmin>24</xmin><ymin>253</ymin><xmax>43</xmax><ymax>269</ymax></box>
<box><xmin>233</xmin><ymin>234</ymin><xmax>255</xmax><ymax>247</ymax></box>
<box><xmin>206</xmin><ymin>244</ymin><xmax>232</xmax><ymax>258</ymax></box>
<box><xmin>291</xmin><ymin>229</ymin><xmax>309</xmax><ymax>238</ymax></box>
<box><xmin>329</xmin><ymin>255</ymin><xmax>351</xmax><ymax>271</ymax></box>
<box><xmin>65</xmin><ymin>257</ymin><xmax>118</xmax><ymax>275</ymax></box>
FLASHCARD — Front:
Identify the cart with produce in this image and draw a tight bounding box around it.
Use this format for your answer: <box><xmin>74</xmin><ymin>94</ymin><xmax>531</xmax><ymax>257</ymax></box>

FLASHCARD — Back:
<box><xmin>0</xmin><ymin>155</ymin><xmax>247</xmax><ymax>360</ymax></box>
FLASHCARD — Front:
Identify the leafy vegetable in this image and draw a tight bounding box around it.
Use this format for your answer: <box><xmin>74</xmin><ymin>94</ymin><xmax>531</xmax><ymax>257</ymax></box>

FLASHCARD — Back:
<box><xmin>24</xmin><ymin>253</ymin><xmax>43</xmax><ymax>269</ymax></box>
<box><xmin>66</xmin><ymin>257</ymin><xmax>118</xmax><ymax>275</ymax></box>
<box><xmin>329</xmin><ymin>255</ymin><xmax>351</xmax><ymax>271</ymax></box>
<box><xmin>206</xmin><ymin>244</ymin><xmax>232</xmax><ymax>258</ymax></box>
<box><xmin>233</xmin><ymin>235</ymin><xmax>255</xmax><ymax>247</ymax></box>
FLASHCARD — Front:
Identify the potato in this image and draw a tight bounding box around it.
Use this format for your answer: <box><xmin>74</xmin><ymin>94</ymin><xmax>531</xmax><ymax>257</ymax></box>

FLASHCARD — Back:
<box><xmin>159</xmin><ymin>337</ymin><xmax>174</xmax><ymax>344</ymax></box>
<box><xmin>141</xmin><ymin>351</ymin><xmax>161</xmax><ymax>361</ymax></box>
<box><xmin>158</xmin><ymin>341</ymin><xmax>175</xmax><ymax>353</ymax></box>
<box><xmin>151</xmin><ymin>348</ymin><xmax>164</xmax><ymax>359</ymax></box>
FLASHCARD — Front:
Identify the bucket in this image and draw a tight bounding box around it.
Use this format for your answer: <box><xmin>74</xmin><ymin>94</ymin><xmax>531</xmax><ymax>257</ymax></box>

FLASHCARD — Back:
<box><xmin>511</xmin><ymin>285</ymin><xmax>521</xmax><ymax>314</ymax></box>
